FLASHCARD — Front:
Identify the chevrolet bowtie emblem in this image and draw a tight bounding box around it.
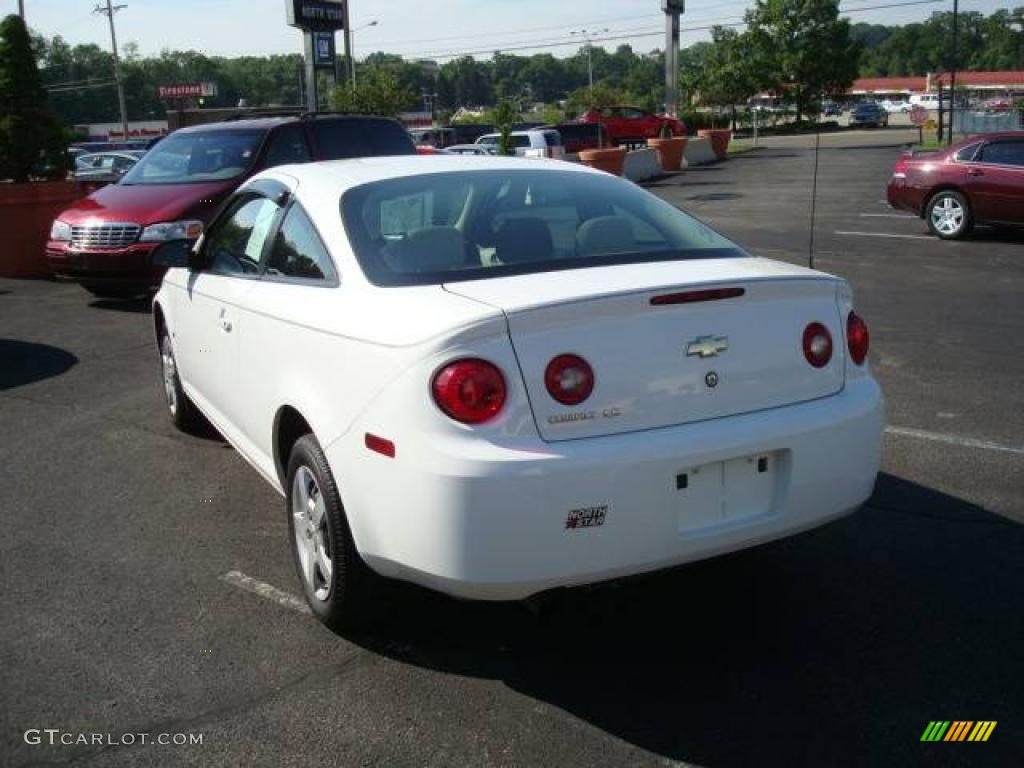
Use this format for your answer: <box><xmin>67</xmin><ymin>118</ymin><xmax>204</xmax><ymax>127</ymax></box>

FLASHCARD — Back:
<box><xmin>686</xmin><ymin>335</ymin><xmax>729</xmax><ymax>358</ymax></box>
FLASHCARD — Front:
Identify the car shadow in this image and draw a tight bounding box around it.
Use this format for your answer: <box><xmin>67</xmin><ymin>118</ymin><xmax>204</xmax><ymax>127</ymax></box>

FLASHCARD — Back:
<box><xmin>343</xmin><ymin>473</ymin><xmax>1024</xmax><ymax>767</ymax></box>
<box><xmin>687</xmin><ymin>192</ymin><xmax>744</xmax><ymax>202</ymax></box>
<box><xmin>88</xmin><ymin>297</ymin><xmax>152</xmax><ymax>314</ymax></box>
<box><xmin>967</xmin><ymin>226</ymin><xmax>1024</xmax><ymax>245</ymax></box>
<box><xmin>0</xmin><ymin>339</ymin><xmax>78</xmax><ymax>390</ymax></box>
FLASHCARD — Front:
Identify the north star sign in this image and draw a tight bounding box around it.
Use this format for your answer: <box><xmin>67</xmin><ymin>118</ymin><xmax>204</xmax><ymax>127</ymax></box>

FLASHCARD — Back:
<box><xmin>286</xmin><ymin>0</ymin><xmax>346</xmax><ymax>31</ymax></box>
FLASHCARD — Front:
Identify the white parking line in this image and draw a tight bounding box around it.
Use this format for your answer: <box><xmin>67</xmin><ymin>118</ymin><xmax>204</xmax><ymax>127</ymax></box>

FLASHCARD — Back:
<box><xmin>220</xmin><ymin>570</ymin><xmax>311</xmax><ymax>614</ymax></box>
<box><xmin>834</xmin><ymin>231</ymin><xmax>933</xmax><ymax>240</ymax></box>
<box><xmin>885</xmin><ymin>426</ymin><xmax>1024</xmax><ymax>456</ymax></box>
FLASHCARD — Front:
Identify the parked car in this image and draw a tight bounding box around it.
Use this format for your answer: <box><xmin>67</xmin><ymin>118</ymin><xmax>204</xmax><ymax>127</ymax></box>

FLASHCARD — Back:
<box><xmin>880</xmin><ymin>99</ymin><xmax>911</xmax><ymax>113</ymax></box>
<box><xmin>474</xmin><ymin>129</ymin><xmax>565</xmax><ymax>159</ymax></box>
<box><xmin>848</xmin><ymin>102</ymin><xmax>889</xmax><ymax>128</ymax></box>
<box><xmin>887</xmin><ymin>132</ymin><xmax>1024</xmax><ymax>239</ymax></box>
<box><xmin>409</xmin><ymin>127</ymin><xmax>456</xmax><ymax>148</ymax></box>
<box><xmin>150</xmin><ymin>155</ymin><xmax>883</xmax><ymax>628</ymax></box>
<box><xmin>73</xmin><ymin>150</ymin><xmax>145</xmax><ymax>183</ymax></box>
<box><xmin>48</xmin><ymin>114</ymin><xmax>415</xmax><ymax>298</ymax></box>
<box><xmin>820</xmin><ymin>101</ymin><xmax>843</xmax><ymax>117</ymax></box>
<box><xmin>542</xmin><ymin>122</ymin><xmax>611</xmax><ymax>154</ymax></box>
<box><xmin>445</xmin><ymin>144</ymin><xmax>496</xmax><ymax>156</ymax></box>
<box><xmin>579</xmin><ymin>105</ymin><xmax>686</xmax><ymax>144</ymax></box>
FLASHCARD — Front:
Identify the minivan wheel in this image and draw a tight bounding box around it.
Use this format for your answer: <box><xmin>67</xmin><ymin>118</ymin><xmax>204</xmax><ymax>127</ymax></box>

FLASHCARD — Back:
<box><xmin>286</xmin><ymin>435</ymin><xmax>376</xmax><ymax>630</ymax></box>
<box><xmin>926</xmin><ymin>190</ymin><xmax>973</xmax><ymax>240</ymax></box>
<box><xmin>159</xmin><ymin>331</ymin><xmax>201</xmax><ymax>432</ymax></box>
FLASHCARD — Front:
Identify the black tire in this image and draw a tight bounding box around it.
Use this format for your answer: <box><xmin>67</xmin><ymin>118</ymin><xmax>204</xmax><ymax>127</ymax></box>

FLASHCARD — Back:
<box><xmin>286</xmin><ymin>434</ymin><xmax>376</xmax><ymax>630</ymax></box>
<box><xmin>159</xmin><ymin>331</ymin><xmax>202</xmax><ymax>432</ymax></box>
<box><xmin>925</xmin><ymin>190</ymin><xmax>973</xmax><ymax>240</ymax></box>
<box><xmin>83</xmin><ymin>283</ymin><xmax>148</xmax><ymax>299</ymax></box>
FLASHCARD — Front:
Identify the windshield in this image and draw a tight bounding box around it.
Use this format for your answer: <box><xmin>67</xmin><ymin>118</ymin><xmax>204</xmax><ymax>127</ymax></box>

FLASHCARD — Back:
<box><xmin>120</xmin><ymin>129</ymin><xmax>262</xmax><ymax>185</ymax></box>
<box><xmin>341</xmin><ymin>169</ymin><xmax>747</xmax><ymax>287</ymax></box>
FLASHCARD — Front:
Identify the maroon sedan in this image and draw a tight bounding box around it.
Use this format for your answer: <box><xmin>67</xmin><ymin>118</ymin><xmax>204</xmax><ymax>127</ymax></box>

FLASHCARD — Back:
<box><xmin>579</xmin><ymin>106</ymin><xmax>685</xmax><ymax>145</ymax></box>
<box><xmin>887</xmin><ymin>132</ymin><xmax>1024</xmax><ymax>240</ymax></box>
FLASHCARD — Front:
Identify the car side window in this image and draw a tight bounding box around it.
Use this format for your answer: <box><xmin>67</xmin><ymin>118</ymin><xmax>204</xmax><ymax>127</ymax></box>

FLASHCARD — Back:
<box><xmin>264</xmin><ymin>125</ymin><xmax>312</xmax><ymax>168</ymax></box>
<box><xmin>202</xmin><ymin>196</ymin><xmax>281</xmax><ymax>276</ymax></box>
<box><xmin>266</xmin><ymin>204</ymin><xmax>336</xmax><ymax>282</ymax></box>
<box><xmin>978</xmin><ymin>141</ymin><xmax>1024</xmax><ymax>168</ymax></box>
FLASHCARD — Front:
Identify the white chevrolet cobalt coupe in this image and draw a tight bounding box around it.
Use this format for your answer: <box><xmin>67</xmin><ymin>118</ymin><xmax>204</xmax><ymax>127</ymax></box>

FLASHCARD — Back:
<box><xmin>151</xmin><ymin>156</ymin><xmax>884</xmax><ymax>628</ymax></box>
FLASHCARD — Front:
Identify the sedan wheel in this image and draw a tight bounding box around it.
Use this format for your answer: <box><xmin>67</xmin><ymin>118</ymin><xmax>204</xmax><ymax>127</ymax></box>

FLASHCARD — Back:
<box><xmin>926</xmin><ymin>191</ymin><xmax>973</xmax><ymax>240</ymax></box>
<box><xmin>286</xmin><ymin>434</ymin><xmax>377</xmax><ymax>629</ymax></box>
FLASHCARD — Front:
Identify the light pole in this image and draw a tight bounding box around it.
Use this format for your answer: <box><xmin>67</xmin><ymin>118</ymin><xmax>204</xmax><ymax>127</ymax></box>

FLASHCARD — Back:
<box><xmin>94</xmin><ymin>1</ymin><xmax>129</xmax><ymax>145</ymax></box>
<box><xmin>350</xmin><ymin>19</ymin><xmax>378</xmax><ymax>88</ymax></box>
<box><xmin>570</xmin><ymin>28</ymin><xmax>608</xmax><ymax>106</ymax></box>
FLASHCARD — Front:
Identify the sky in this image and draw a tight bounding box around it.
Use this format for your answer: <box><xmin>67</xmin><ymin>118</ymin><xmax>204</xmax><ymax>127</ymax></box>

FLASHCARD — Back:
<box><xmin>10</xmin><ymin>0</ymin><xmax>1015</xmax><ymax>62</ymax></box>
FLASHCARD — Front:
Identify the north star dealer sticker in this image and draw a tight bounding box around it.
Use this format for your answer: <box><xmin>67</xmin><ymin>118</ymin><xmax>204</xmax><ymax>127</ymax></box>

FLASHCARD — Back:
<box><xmin>565</xmin><ymin>505</ymin><xmax>608</xmax><ymax>530</ymax></box>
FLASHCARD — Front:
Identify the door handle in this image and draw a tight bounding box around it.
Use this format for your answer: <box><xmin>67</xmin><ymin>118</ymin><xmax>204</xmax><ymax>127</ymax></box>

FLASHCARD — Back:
<box><xmin>218</xmin><ymin>308</ymin><xmax>232</xmax><ymax>333</ymax></box>
<box><xmin>967</xmin><ymin>168</ymin><xmax>984</xmax><ymax>177</ymax></box>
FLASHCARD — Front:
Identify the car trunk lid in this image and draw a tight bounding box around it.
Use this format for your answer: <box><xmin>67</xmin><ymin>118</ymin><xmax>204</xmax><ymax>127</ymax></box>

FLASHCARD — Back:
<box><xmin>444</xmin><ymin>259</ymin><xmax>845</xmax><ymax>441</ymax></box>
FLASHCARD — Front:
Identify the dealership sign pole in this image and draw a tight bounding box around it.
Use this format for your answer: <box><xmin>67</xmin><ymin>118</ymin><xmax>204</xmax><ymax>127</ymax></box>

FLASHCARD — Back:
<box><xmin>286</xmin><ymin>0</ymin><xmax>347</xmax><ymax>113</ymax></box>
<box><xmin>662</xmin><ymin>0</ymin><xmax>683</xmax><ymax>117</ymax></box>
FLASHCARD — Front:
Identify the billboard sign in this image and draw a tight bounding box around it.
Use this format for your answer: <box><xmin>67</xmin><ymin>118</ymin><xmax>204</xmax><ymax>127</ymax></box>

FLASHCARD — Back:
<box><xmin>286</xmin><ymin>0</ymin><xmax>346</xmax><ymax>31</ymax></box>
<box><xmin>158</xmin><ymin>82</ymin><xmax>218</xmax><ymax>99</ymax></box>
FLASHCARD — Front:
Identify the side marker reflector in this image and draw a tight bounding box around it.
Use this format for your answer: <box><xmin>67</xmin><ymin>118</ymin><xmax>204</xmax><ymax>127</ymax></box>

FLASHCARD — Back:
<box><xmin>365</xmin><ymin>433</ymin><xmax>395</xmax><ymax>458</ymax></box>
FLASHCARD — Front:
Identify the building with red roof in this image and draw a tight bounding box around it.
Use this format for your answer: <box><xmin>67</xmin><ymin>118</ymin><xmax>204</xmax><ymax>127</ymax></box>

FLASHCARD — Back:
<box><xmin>849</xmin><ymin>71</ymin><xmax>1024</xmax><ymax>96</ymax></box>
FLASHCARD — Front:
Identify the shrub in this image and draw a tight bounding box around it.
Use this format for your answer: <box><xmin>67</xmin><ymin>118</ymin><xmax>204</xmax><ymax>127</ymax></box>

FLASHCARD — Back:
<box><xmin>0</xmin><ymin>14</ymin><xmax>69</xmax><ymax>182</ymax></box>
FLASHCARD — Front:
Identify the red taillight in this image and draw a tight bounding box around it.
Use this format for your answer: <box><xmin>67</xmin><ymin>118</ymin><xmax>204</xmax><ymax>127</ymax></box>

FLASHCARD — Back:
<box><xmin>846</xmin><ymin>311</ymin><xmax>870</xmax><ymax>365</ymax></box>
<box><xmin>893</xmin><ymin>158</ymin><xmax>909</xmax><ymax>175</ymax></box>
<box><xmin>544</xmin><ymin>354</ymin><xmax>594</xmax><ymax>405</ymax></box>
<box><xmin>802</xmin><ymin>322</ymin><xmax>833</xmax><ymax>368</ymax></box>
<box><xmin>431</xmin><ymin>358</ymin><xmax>506</xmax><ymax>424</ymax></box>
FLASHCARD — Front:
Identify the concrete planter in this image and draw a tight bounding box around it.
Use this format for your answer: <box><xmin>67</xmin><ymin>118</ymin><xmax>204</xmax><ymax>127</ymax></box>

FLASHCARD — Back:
<box><xmin>697</xmin><ymin>129</ymin><xmax>732</xmax><ymax>159</ymax></box>
<box><xmin>646</xmin><ymin>136</ymin><xmax>688</xmax><ymax>172</ymax></box>
<box><xmin>0</xmin><ymin>180</ymin><xmax>85</xmax><ymax>278</ymax></box>
<box><xmin>578</xmin><ymin>146</ymin><xmax>627</xmax><ymax>176</ymax></box>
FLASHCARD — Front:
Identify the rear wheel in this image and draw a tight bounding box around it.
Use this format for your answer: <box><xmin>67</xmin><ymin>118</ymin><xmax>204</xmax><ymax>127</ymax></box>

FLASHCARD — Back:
<box><xmin>286</xmin><ymin>435</ymin><xmax>377</xmax><ymax>630</ymax></box>
<box><xmin>926</xmin><ymin>190</ymin><xmax>973</xmax><ymax>240</ymax></box>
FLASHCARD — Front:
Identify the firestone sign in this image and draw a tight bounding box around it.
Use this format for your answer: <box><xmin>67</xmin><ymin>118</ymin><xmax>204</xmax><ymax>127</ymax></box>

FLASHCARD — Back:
<box><xmin>158</xmin><ymin>83</ymin><xmax>217</xmax><ymax>99</ymax></box>
<box><xmin>286</xmin><ymin>0</ymin><xmax>346</xmax><ymax>31</ymax></box>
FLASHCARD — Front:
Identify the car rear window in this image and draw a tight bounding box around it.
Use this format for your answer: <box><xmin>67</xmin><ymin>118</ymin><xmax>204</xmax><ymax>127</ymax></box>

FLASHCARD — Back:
<box><xmin>121</xmin><ymin>129</ymin><xmax>262</xmax><ymax>185</ymax></box>
<box><xmin>341</xmin><ymin>169</ymin><xmax>746</xmax><ymax>287</ymax></box>
<box><xmin>310</xmin><ymin>118</ymin><xmax>415</xmax><ymax>159</ymax></box>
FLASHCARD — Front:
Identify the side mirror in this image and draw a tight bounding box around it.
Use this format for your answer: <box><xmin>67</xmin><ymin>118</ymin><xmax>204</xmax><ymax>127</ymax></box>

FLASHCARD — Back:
<box><xmin>151</xmin><ymin>239</ymin><xmax>192</xmax><ymax>269</ymax></box>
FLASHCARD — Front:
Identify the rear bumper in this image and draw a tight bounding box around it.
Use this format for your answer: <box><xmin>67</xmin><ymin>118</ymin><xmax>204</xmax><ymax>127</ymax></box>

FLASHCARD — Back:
<box><xmin>46</xmin><ymin>241</ymin><xmax>164</xmax><ymax>288</ymax></box>
<box><xmin>333</xmin><ymin>377</ymin><xmax>885</xmax><ymax>600</ymax></box>
<box><xmin>886</xmin><ymin>177</ymin><xmax>927</xmax><ymax>215</ymax></box>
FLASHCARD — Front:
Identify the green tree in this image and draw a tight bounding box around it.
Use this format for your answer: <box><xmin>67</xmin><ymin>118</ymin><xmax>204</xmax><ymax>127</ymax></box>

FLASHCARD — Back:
<box><xmin>490</xmin><ymin>100</ymin><xmax>518</xmax><ymax>156</ymax></box>
<box><xmin>0</xmin><ymin>15</ymin><xmax>67</xmax><ymax>181</ymax></box>
<box><xmin>745</xmin><ymin>0</ymin><xmax>861</xmax><ymax>122</ymax></box>
<box><xmin>697</xmin><ymin>27</ymin><xmax>760</xmax><ymax>128</ymax></box>
<box><xmin>329</xmin><ymin>68</ymin><xmax>415</xmax><ymax>117</ymax></box>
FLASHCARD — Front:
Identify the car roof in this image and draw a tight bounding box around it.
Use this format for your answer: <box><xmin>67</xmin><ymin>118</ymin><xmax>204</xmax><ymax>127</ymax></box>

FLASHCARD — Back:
<box><xmin>260</xmin><ymin>154</ymin><xmax>600</xmax><ymax>191</ymax></box>
<box><xmin>174</xmin><ymin>114</ymin><xmax>398</xmax><ymax>135</ymax></box>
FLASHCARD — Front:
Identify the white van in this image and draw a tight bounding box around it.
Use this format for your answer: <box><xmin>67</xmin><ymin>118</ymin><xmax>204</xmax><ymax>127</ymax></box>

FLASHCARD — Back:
<box><xmin>909</xmin><ymin>93</ymin><xmax>949</xmax><ymax>109</ymax></box>
<box><xmin>475</xmin><ymin>129</ymin><xmax>565</xmax><ymax>160</ymax></box>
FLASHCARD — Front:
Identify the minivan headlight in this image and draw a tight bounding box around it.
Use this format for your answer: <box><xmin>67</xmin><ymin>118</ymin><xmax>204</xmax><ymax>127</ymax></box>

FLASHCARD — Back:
<box><xmin>50</xmin><ymin>220</ymin><xmax>72</xmax><ymax>241</ymax></box>
<box><xmin>139</xmin><ymin>220</ymin><xmax>204</xmax><ymax>242</ymax></box>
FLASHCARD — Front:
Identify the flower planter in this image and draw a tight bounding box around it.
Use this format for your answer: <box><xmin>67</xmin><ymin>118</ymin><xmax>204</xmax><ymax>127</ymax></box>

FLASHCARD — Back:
<box><xmin>646</xmin><ymin>136</ymin><xmax>688</xmax><ymax>172</ymax></box>
<box><xmin>578</xmin><ymin>146</ymin><xmax>628</xmax><ymax>176</ymax></box>
<box><xmin>0</xmin><ymin>180</ymin><xmax>86</xmax><ymax>278</ymax></box>
<box><xmin>697</xmin><ymin>129</ymin><xmax>732</xmax><ymax>159</ymax></box>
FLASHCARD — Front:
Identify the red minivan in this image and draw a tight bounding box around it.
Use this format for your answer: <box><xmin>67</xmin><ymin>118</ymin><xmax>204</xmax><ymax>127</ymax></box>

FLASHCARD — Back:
<box><xmin>48</xmin><ymin>114</ymin><xmax>416</xmax><ymax>297</ymax></box>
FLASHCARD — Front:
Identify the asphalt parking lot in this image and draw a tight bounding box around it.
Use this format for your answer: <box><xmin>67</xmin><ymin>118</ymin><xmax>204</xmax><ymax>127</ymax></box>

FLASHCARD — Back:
<box><xmin>2</xmin><ymin>131</ymin><xmax>1021</xmax><ymax>768</ymax></box>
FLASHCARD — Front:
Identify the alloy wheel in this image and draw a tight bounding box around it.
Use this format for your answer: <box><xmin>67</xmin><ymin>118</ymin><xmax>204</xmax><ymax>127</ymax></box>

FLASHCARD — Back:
<box><xmin>931</xmin><ymin>196</ymin><xmax>965</xmax><ymax>236</ymax></box>
<box><xmin>291</xmin><ymin>465</ymin><xmax>333</xmax><ymax>602</ymax></box>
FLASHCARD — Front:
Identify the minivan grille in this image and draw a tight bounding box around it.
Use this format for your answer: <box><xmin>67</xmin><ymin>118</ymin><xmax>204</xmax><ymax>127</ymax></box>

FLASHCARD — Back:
<box><xmin>70</xmin><ymin>223</ymin><xmax>141</xmax><ymax>249</ymax></box>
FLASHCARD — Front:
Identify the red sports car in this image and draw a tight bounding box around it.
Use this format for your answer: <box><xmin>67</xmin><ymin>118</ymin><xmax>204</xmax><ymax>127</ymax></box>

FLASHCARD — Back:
<box><xmin>887</xmin><ymin>132</ymin><xmax>1024</xmax><ymax>239</ymax></box>
<box><xmin>579</xmin><ymin>106</ymin><xmax>686</xmax><ymax>145</ymax></box>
